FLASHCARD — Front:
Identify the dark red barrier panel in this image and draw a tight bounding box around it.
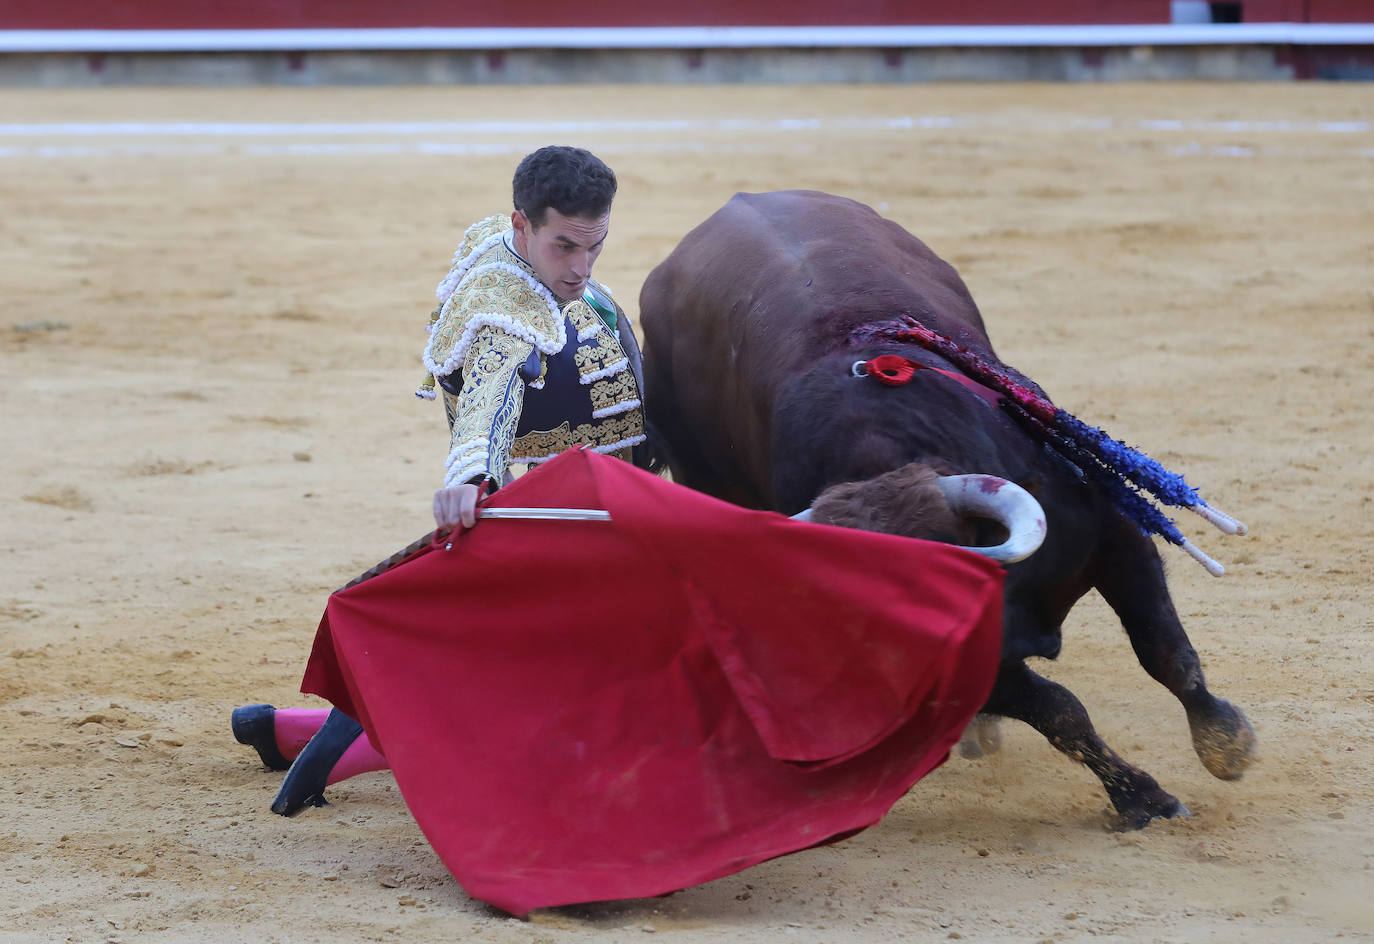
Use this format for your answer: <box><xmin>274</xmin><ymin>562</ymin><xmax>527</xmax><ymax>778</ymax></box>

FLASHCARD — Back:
<box><xmin>1307</xmin><ymin>0</ymin><xmax>1374</xmax><ymax>18</ymax></box>
<box><xmin>1231</xmin><ymin>0</ymin><xmax>1373</xmax><ymax>19</ymax></box>
<box><xmin>2</xmin><ymin>0</ymin><xmax>1172</xmax><ymax>30</ymax></box>
<box><xmin>1240</xmin><ymin>0</ymin><xmax>1305</xmax><ymax>18</ymax></box>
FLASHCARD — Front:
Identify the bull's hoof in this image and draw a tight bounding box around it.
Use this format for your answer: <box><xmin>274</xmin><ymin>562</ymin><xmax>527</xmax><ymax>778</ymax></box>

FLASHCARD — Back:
<box><xmin>1111</xmin><ymin>793</ymin><xmax>1191</xmax><ymax>832</ymax></box>
<box><xmin>1105</xmin><ymin>766</ymin><xmax>1190</xmax><ymax>831</ymax></box>
<box><xmin>956</xmin><ymin>714</ymin><xmax>1003</xmax><ymax>759</ymax></box>
<box><xmin>1188</xmin><ymin>698</ymin><xmax>1257</xmax><ymax>781</ymax></box>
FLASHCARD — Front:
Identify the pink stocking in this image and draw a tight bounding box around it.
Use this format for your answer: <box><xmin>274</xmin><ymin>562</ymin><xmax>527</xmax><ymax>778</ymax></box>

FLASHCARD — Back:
<box><xmin>272</xmin><ymin>708</ymin><xmax>330</xmax><ymax>762</ymax></box>
<box><xmin>273</xmin><ymin>708</ymin><xmax>390</xmax><ymax>783</ymax></box>
<box><xmin>324</xmin><ymin>735</ymin><xmax>391</xmax><ymax>786</ymax></box>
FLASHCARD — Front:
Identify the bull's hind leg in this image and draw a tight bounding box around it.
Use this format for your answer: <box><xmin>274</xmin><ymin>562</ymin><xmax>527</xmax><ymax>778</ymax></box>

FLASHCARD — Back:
<box><xmin>1093</xmin><ymin>522</ymin><xmax>1257</xmax><ymax>781</ymax></box>
<box><xmin>984</xmin><ymin>662</ymin><xmax>1187</xmax><ymax>830</ymax></box>
<box><xmin>956</xmin><ymin>714</ymin><xmax>1003</xmax><ymax>759</ymax></box>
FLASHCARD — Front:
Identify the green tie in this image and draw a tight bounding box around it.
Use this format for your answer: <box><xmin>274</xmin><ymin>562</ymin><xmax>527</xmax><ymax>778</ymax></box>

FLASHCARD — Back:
<box><xmin>582</xmin><ymin>286</ymin><xmax>618</xmax><ymax>332</ymax></box>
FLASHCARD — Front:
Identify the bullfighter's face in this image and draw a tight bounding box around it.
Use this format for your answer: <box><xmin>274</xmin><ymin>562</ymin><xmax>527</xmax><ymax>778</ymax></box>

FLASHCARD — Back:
<box><xmin>511</xmin><ymin>207</ymin><xmax>610</xmax><ymax>303</ymax></box>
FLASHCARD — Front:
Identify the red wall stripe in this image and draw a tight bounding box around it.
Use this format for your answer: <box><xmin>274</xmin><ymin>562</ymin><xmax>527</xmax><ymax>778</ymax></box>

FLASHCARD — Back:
<box><xmin>2</xmin><ymin>1</ymin><xmax>1176</xmax><ymax>31</ymax></box>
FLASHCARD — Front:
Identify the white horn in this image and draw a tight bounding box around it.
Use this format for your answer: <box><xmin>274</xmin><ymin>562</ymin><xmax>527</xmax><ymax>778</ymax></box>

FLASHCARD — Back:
<box><xmin>936</xmin><ymin>474</ymin><xmax>1047</xmax><ymax>564</ymax></box>
<box><xmin>789</xmin><ymin>508</ymin><xmax>814</xmax><ymax>522</ymax></box>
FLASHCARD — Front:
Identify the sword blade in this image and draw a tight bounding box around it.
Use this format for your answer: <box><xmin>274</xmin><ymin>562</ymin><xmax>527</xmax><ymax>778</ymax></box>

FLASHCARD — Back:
<box><xmin>476</xmin><ymin>507</ymin><xmax>612</xmax><ymax>521</ymax></box>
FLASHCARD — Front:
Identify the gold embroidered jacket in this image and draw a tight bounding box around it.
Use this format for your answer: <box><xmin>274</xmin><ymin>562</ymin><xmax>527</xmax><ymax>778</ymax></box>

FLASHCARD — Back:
<box><xmin>418</xmin><ymin>215</ymin><xmax>646</xmax><ymax>487</ymax></box>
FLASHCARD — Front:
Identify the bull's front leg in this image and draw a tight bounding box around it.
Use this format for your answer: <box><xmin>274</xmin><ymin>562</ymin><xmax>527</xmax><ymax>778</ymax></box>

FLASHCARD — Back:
<box><xmin>982</xmin><ymin>661</ymin><xmax>1188</xmax><ymax>830</ymax></box>
<box><xmin>1093</xmin><ymin>521</ymin><xmax>1258</xmax><ymax>782</ymax></box>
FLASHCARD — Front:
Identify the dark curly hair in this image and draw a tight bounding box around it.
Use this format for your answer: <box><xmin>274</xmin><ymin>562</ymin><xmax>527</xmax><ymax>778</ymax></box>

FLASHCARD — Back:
<box><xmin>512</xmin><ymin>146</ymin><xmax>617</xmax><ymax>227</ymax></box>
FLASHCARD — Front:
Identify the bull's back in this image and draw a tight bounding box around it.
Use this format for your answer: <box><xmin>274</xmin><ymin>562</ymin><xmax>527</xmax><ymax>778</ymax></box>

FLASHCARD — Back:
<box><xmin>649</xmin><ymin>190</ymin><xmax>987</xmax><ymax>357</ymax></box>
<box><xmin>639</xmin><ymin>190</ymin><xmax>991</xmax><ymax>501</ymax></box>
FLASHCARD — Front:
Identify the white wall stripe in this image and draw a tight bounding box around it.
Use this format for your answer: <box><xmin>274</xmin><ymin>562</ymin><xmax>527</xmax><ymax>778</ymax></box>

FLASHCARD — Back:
<box><xmin>0</xmin><ymin>116</ymin><xmax>1368</xmax><ymax>139</ymax></box>
<box><xmin>0</xmin><ymin>114</ymin><xmax>1369</xmax><ymax>161</ymax></box>
<box><xmin>1</xmin><ymin>24</ymin><xmax>1373</xmax><ymax>53</ymax></box>
<box><xmin>0</xmin><ymin>120</ymin><xmax>700</xmax><ymax>137</ymax></box>
<box><xmin>2</xmin><ymin>140</ymin><xmax>1369</xmax><ymax>161</ymax></box>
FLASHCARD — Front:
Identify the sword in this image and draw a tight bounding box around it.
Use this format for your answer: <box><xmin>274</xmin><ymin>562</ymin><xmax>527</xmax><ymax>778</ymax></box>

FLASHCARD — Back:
<box><xmin>336</xmin><ymin>507</ymin><xmax>612</xmax><ymax>592</ymax></box>
<box><xmin>475</xmin><ymin>507</ymin><xmax>612</xmax><ymax>521</ymax></box>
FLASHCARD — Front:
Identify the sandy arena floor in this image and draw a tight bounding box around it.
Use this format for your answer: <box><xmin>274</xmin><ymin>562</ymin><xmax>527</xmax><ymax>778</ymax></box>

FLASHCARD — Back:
<box><xmin>1</xmin><ymin>82</ymin><xmax>1372</xmax><ymax>943</ymax></box>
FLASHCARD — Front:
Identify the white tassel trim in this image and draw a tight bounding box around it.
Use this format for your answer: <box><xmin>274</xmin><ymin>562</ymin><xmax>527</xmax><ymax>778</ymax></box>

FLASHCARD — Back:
<box><xmin>434</xmin><ymin>230</ymin><xmax>507</xmax><ymax>304</ymax></box>
<box><xmin>592</xmin><ymin>398</ymin><xmax>642</xmax><ymax>419</ymax></box>
<box><xmin>528</xmin><ymin>377</ymin><xmax>545</xmax><ymax>390</ymax></box>
<box><xmin>512</xmin><ymin>433</ymin><xmax>646</xmax><ymax>468</ymax></box>
<box><xmin>444</xmin><ymin>463</ymin><xmax>488</xmax><ymax>489</ymax></box>
<box><xmin>462</xmin><ymin>261</ymin><xmax>563</xmax><ymax>319</ymax></box>
<box><xmin>579</xmin><ymin>357</ymin><xmax>629</xmax><ymax>386</ymax></box>
<box><xmin>415</xmin><ymin>389</ymin><xmax>437</xmax><ymax>400</ymax></box>
<box><xmin>445</xmin><ymin>438</ymin><xmax>488</xmax><ymax>470</ymax></box>
<box><xmin>424</xmin><ymin>261</ymin><xmax>566</xmax><ymax>379</ymax></box>
<box><xmin>424</xmin><ymin>308</ymin><xmax>566</xmax><ymax>386</ymax></box>
<box><xmin>469</xmin><ymin>262</ymin><xmax>560</xmax><ymax>328</ymax></box>
<box><xmin>443</xmin><ymin>437</ymin><xmax>489</xmax><ymax>487</ymax></box>
<box><xmin>577</xmin><ymin>320</ymin><xmax>604</xmax><ymax>342</ymax></box>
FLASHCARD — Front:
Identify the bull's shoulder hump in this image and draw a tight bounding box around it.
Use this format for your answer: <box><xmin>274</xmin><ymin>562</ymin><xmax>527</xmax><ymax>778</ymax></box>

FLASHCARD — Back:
<box><xmin>724</xmin><ymin>189</ymin><xmax>880</xmax><ymax>225</ymax></box>
<box><xmin>718</xmin><ymin>192</ymin><xmax>934</xmax><ymax>261</ymax></box>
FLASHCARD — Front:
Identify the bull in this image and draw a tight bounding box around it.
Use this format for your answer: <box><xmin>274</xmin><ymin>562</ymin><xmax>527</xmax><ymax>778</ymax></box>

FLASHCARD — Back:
<box><xmin>638</xmin><ymin>189</ymin><xmax>1256</xmax><ymax>829</ymax></box>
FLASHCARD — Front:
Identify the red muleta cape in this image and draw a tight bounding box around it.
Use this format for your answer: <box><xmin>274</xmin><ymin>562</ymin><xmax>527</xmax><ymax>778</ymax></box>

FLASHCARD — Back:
<box><xmin>301</xmin><ymin>449</ymin><xmax>1004</xmax><ymax>916</ymax></box>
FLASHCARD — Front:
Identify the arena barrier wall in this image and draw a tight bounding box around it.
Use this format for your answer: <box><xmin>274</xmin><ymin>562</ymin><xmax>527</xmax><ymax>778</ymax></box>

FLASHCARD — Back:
<box><xmin>2</xmin><ymin>0</ymin><xmax>1371</xmax><ymax>84</ymax></box>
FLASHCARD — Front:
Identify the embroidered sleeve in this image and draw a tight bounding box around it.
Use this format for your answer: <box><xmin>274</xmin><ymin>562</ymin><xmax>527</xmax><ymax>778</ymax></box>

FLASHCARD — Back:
<box><xmin>443</xmin><ymin>328</ymin><xmax>534</xmax><ymax>487</ymax></box>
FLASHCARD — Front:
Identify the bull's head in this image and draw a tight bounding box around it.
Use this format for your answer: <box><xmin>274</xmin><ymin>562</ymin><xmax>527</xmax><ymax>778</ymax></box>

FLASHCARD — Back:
<box><xmin>790</xmin><ymin>462</ymin><xmax>1047</xmax><ymax>564</ymax></box>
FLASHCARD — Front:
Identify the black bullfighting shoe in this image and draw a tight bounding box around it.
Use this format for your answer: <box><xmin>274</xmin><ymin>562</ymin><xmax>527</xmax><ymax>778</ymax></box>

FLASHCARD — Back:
<box><xmin>231</xmin><ymin>703</ymin><xmax>291</xmax><ymax>771</ymax></box>
<box><xmin>270</xmin><ymin>708</ymin><xmax>364</xmax><ymax>817</ymax></box>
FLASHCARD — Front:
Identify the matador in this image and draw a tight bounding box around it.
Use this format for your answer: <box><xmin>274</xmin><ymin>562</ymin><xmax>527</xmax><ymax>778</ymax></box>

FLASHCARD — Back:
<box><xmin>231</xmin><ymin>146</ymin><xmax>645</xmax><ymax>815</ymax></box>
